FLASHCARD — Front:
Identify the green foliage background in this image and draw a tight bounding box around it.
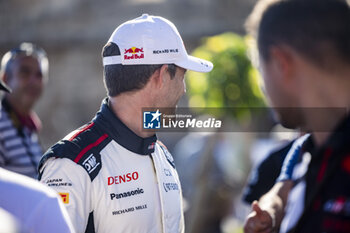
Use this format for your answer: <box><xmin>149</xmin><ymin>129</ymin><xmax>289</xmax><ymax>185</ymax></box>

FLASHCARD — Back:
<box><xmin>186</xmin><ymin>32</ymin><xmax>267</xmax><ymax>124</ymax></box>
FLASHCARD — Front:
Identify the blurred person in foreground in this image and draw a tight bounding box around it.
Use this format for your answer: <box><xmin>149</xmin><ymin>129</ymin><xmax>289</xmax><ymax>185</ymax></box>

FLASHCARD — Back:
<box><xmin>38</xmin><ymin>14</ymin><xmax>213</xmax><ymax>233</ymax></box>
<box><xmin>244</xmin><ymin>0</ymin><xmax>350</xmax><ymax>233</ymax></box>
<box><xmin>0</xmin><ymin>166</ymin><xmax>76</xmax><ymax>233</ymax></box>
<box><xmin>0</xmin><ymin>43</ymin><xmax>47</xmax><ymax>178</ymax></box>
<box><xmin>0</xmin><ymin>77</ymin><xmax>75</xmax><ymax>233</ymax></box>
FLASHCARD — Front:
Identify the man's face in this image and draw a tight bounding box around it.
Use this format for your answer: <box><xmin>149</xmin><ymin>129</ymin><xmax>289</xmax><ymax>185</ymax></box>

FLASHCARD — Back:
<box><xmin>5</xmin><ymin>56</ymin><xmax>44</xmax><ymax>110</ymax></box>
<box><xmin>163</xmin><ymin>66</ymin><xmax>187</xmax><ymax>108</ymax></box>
<box><xmin>259</xmin><ymin>55</ymin><xmax>301</xmax><ymax>129</ymax></box>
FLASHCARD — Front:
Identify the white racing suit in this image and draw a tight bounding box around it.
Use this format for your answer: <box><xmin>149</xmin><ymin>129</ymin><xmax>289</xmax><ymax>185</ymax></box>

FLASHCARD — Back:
<box><xmin>38</xmin><ymin>98</ymin><xmax>184</xmax><ymax>233</ymax></box>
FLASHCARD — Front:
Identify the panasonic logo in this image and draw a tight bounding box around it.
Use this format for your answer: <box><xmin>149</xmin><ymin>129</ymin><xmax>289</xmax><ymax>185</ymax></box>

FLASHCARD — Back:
<box><xmin>110</xmin><ymin>188</ymin><xmax>144</xmax><ymax>200</ymax></box>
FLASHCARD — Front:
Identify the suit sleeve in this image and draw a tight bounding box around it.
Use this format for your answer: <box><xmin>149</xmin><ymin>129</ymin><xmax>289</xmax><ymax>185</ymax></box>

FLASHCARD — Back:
<box><xmin>39</xmin><ymin>158</ymin><xmax>92</xmax><ymax>233</ymax></box>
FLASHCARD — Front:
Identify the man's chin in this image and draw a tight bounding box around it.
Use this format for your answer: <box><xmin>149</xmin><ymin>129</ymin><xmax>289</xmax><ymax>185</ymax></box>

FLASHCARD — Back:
<box><xmin>273</xmin><ymin>108</ymin><xmax>300</xmax><ymax>130</ymax></box>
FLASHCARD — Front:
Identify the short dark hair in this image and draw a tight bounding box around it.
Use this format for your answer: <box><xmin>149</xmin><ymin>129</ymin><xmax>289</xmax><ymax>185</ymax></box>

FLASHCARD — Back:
<box><xmin>246</xmin><ymin>0</ymin><xmax>350</xmax><ymax>70</ymax></box>
<box><xmin>102</xmin><ymin>42</ymin><xmax>177</xmax><ymax>97</ymax></box>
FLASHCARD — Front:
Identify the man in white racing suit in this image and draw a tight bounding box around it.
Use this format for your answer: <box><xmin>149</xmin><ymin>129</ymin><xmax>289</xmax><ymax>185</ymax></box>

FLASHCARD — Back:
<box><xmin>38</xmin><ymin>14</ymin><xmax>213</xmax><ymax>233</ymax></box>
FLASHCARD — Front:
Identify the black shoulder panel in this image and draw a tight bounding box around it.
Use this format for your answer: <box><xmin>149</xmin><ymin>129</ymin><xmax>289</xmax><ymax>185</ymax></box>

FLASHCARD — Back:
<box><xmin>38</xmin><ymin>123</ymin><xmax>111</xmax><ymax>181</ymax></box>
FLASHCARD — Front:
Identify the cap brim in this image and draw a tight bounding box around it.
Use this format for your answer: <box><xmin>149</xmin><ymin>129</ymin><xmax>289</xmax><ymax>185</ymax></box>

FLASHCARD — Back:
<box><xmin>0</xmin><ymin>81</ymin><xmax>11</xmax><ymax>93</ymax></box>
<box><xmin>175</xmin><ymin>55</ymin><xmax>213</xmax><ymax>73</ymax></box>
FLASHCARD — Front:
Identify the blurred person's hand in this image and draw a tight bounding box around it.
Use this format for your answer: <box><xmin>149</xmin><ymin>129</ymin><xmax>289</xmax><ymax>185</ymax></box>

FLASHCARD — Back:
<box><xmin>244</xmin><ymin>200</ymin><xmax>274</xmax><ymax>233</ymax></box>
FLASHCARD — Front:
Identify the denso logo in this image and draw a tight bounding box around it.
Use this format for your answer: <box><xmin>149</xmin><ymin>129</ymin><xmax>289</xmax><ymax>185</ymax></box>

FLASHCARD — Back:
<box><xmin>124</xmin><ymin>47</ymin><xmax>144</xmax><ymax>60</ymax></box>
<box><xmin>107</xmin><ymin>172</ymin><xmax>139</xmax><ymax>185</ymax></box>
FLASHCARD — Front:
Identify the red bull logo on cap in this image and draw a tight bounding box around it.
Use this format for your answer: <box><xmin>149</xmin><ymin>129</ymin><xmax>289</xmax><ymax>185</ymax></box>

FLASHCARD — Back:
<box><xmin>124</xmin><ymin>47</ymin><xmax>144</xmax><ymax>60</ymax></box>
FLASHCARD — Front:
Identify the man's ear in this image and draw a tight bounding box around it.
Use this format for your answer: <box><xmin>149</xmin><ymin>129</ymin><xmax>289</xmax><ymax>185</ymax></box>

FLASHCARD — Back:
<box><xmin>150</xmin><ymin>65</ymin><xmax>168</xmax><ymax>89</ymax></box>
<box><xmin>269</xmin><ymin>45</ymin><xmax>295</xmax><ymax>81</ymax></box>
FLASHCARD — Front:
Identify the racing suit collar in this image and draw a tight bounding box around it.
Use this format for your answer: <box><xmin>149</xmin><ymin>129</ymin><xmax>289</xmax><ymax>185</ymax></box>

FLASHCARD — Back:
<box><xmin>314</xmin><ymin>113</ymin><xmax>350</xmax><ymax>157</ymax></box>
<box><xmin>93</xmin><ymin>98</ymin><xmax>157</xmax><ymax>155</ymax></box>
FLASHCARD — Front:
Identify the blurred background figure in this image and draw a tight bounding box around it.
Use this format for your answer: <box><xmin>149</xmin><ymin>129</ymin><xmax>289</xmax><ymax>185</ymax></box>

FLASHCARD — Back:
<box><xmin>0</xmin><ymin>42</ymin><xmax>48</xmax><ymax>178</ymax></box>
<box><xmin>0</xmin><ymin>72</ymin><xmax>74</xmax><ymax>233</ymax></box>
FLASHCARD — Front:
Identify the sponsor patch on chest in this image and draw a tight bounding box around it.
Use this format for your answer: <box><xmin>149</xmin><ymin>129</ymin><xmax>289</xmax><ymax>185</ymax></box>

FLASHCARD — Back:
<box><xmin>107</xmin><ymin>171</ymin><xmax>139</xmax><ymax>185</ymax></box>
<box><xmin>110</xmin><ymin>187</ymin><xmax>144</xmax><ymax>200</ymax></box>
<box><xmin>112</xmin><ymin>204</ymin><xmax>147</xmax><ymax>216</ymax></box>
